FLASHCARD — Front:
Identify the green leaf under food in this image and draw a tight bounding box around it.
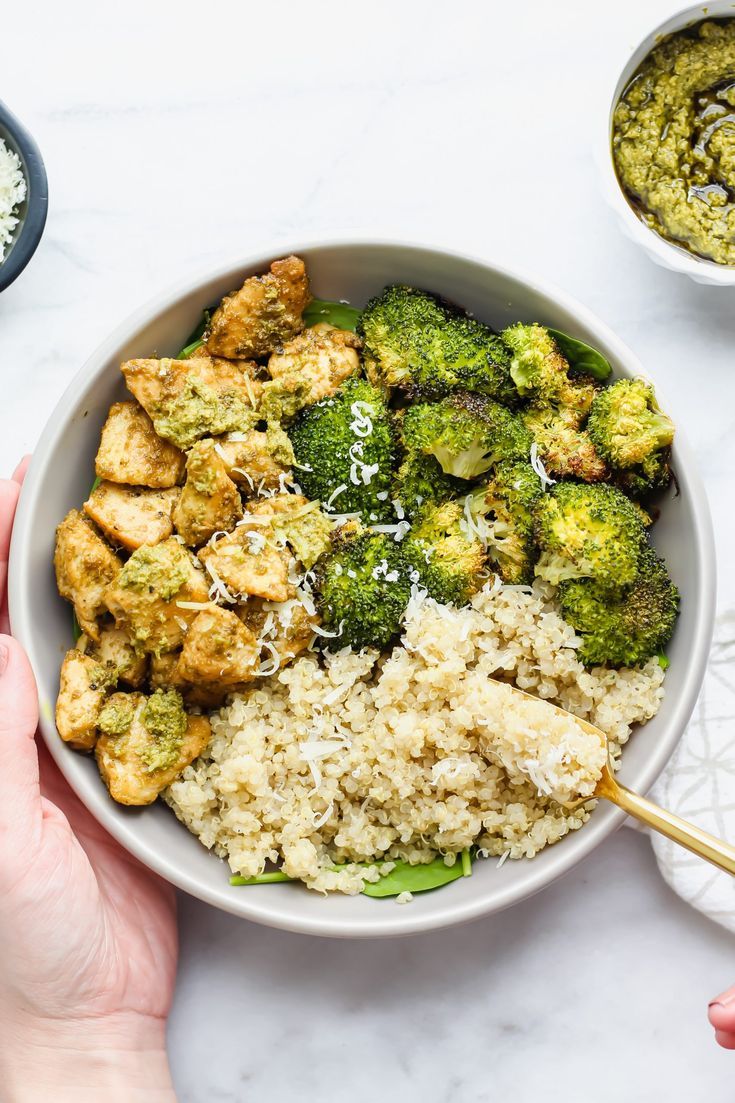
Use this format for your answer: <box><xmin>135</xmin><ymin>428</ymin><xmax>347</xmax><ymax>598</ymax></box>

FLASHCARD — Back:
<box><xmin>361</xmin><ymin>852</ymin><xmax>472</xmax><ymax>898</ymax></box>
<box><xmin>177</xmin><ymin>310</ymin><xmax>211</xmax><ymax>359</ymax></box>
<box><xmin>229</xmin><ymin>849</ymin><xmax>474</xmax><ymax>896</ymax></box>
<box><xmin>230</xmin><ymin>870</ymin><xmax>294</xmax><ymax>885</ymax></box>
<box><xmin>303</xmin><ymin>297</ymin><xmax>361</xmax><ymax>332</ymax></box>
<box><xmin>547</xmin><ymin>328</ymin><xmax>612</xmax><ymax>381</ymax></box>
<box><xmin>656</xmin><ymin>651</ymin><xmax>670</xmax><ymax>671</ymax></box>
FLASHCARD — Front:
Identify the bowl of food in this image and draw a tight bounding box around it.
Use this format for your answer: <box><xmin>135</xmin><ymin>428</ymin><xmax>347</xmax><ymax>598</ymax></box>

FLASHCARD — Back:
<box><xmin>8</xmin><ymin>238</ymin><xmax>715</xmax><ymax>937</ymax></box>
<box><xmin>0</xmin><ymin>100</ymin><xmax>47</xmax><ymax>293</ymax></box>
<box><xmin>604</xmin><ymin>2</ymin><xmax>735</xmax><ymax>285</ymax></box>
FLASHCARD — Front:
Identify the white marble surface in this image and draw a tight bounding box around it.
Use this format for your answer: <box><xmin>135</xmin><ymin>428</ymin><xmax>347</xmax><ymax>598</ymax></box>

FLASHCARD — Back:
<box><xmin>3</xmin><ymin>0</ymin><xmax>735</xmax><ymax>1098</ymax></box>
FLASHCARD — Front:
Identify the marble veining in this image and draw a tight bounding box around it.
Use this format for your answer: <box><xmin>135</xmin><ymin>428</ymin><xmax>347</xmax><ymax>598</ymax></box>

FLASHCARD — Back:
<box><xmin>2</xmin><ymin>0</ymin><xmax>734</xmax><ymax>1098</ymax></box>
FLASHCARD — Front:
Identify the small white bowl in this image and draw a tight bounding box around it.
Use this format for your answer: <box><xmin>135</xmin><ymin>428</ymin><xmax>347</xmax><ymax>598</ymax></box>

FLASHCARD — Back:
<box><xmin>602</xmin><ymin>1</ymin><xmax>735</xmax><ymax>286</ymax></box>
<box><xmin>8</xmin><ymin>237</ymin><xmax>716</xmax><ymax>937</ymax></box>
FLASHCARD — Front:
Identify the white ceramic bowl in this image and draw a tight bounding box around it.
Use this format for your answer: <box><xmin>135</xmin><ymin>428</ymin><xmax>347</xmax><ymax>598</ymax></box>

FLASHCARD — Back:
<box><xmin>8</xmin><ymin>237</ymin><xmax>716</xmax><ymax>938</ymax></box>
<box><xmin>602</xmin><ymin>1</ymin><xmax>735</xmax><ymax>286</ymax></box>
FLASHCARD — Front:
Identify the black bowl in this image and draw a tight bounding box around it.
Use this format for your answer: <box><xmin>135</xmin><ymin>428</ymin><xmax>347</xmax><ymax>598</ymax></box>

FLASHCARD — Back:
<box><xmin>0</xmin><ymin>100</ymin><xmax>48</xmax><ymax>293</ymax></box>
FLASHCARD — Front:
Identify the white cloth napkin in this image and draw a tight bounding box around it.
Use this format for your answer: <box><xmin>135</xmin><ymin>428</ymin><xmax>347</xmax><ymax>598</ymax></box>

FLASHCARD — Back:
<box><xmin>649</xmin><ymin>612</ymin><xmax>735</xmax><ymax>933</ymax></box>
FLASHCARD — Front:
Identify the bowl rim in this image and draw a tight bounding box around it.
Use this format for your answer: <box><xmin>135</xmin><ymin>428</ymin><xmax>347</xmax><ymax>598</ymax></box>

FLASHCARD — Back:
<box><xmin>7</xmin><ymin>234</ymin><xmax>717</xmax><ymax>937</ymax></box>
<box><xmin>0</xmin><ymin>99</ymin><xmax>48</xmax><ymax>294</ymax></box>
<box><xmin>602</xmin><ymin>0</ymin><xmax>735</xmax><ymax>285</ymax></box>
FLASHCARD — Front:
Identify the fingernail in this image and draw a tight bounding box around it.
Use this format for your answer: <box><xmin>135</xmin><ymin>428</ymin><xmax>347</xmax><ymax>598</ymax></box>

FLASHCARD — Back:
<box><xmin>710</xmin><ymin>991</ymin><xmax>735</xmax><ymax>1008</ymax></box>
<box><xmin>0</xmin><ymin>642</ymin><xmax>8</xmax><ymax>678</ymax></box>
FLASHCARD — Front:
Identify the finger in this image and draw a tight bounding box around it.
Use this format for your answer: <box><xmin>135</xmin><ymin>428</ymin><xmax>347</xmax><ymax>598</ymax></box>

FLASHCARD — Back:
<box><xmin>0</xmin><ymin>479</ymin><xmax>21</xmax><ymax>635</ymax></box>
<box><xmin>0</xmin><ymin>635</ymin><xmax>41</xmax><ymax>847</ymax></box>
<box><xmin>12</xmin><ymin>455</ymin><xmax>30</xmax><ymax>485</ymax></box>
<box><xmin>714</xmin><ymin>1030</ymin><xmax>735</xmax><ymax>1051</ymax></box>
<box><xmin>709</xmin><ymin>996</ymin><xmax>735</xmax><ymax>1033</ymax></box>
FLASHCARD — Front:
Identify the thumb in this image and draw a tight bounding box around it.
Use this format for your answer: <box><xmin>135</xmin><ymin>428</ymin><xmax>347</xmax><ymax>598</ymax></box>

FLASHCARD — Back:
<box><xmin>0</xmin><ymin>635</ymin><xmax>41</xmax><ymax>845</ymax></box>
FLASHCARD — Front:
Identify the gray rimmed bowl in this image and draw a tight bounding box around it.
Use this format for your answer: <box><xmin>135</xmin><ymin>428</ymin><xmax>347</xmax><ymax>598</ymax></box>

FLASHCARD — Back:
<box><xmin>8</xmin><ymin>237</ymin><xmax>716</xmax><ymax>938</ymax></box>
<box><xmin>0</xmin><ymin>100</ymin><xmax>48</xmax><ymax>293</ymax></box>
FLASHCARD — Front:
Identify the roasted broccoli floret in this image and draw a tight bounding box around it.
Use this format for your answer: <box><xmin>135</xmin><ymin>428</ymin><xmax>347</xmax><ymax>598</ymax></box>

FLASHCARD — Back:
<box><xmin>522</xmin><ymin>403</ymin><xmax>608</xmax><ymax>483</ymax></box>
<box><xmin>401</xmin><ymin>393</ymin><xmax>532</xmax><ymax>481</ymax></box>
<box><xmin>315</xmin><ymin>527</ymin><xmax>412</xmax><ymax>649</ymax></box>
<box><xmin>533</xmin><ymin>482</ymin><xmax>647</xmax><ymax>592</ymax></box>
<box><xmin>464</xmin><ymin>461</ymin><xmax>544</xmax><ymax>584</ymax></box>
<box><xmin>502</xmin><ymin>323</ymin><xmax>598</xmax><ymax>415</ymax></box>
<box><xmin>402</xmin><ymin>501</ymin><xmax>486</xmax><ymax>606</ymax></box>
<box><xmin>558</xmin><ymin>546</ymin><xmax>679</xmax><ymax>667</ymax></box>
<box><xmin>288</xmin><ymin>377</ymin><xmax>396</xmax><ymax>522</ymax></box>
<box><xmin>587</xmin><ymin>379</ymin><xmax>674</xmax><ymax>498</ymax></box>
<box><xmin>392</xmin><ymin>450</ymin><xmax>460</xmax><ymax>520</ymax></box>
<box><xmin>358</xmin><ymin>285</ymin><xmax>516</xmax><ymax>403</ymax></box>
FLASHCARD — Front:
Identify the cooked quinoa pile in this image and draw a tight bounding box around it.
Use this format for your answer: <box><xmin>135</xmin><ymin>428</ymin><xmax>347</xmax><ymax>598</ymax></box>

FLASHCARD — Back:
<box><xmin>165</xmin><ymin>581</ymin><xmax>664</xmax><ymax>894</ymax></box>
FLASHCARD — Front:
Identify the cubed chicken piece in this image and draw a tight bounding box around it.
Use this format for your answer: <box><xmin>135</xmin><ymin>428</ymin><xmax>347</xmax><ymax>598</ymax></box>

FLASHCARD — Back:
<box><xmin>246</xmin><ymin>493</ymin><xmax>332</xmax><ymax>569</ymax></box>
<box><xmin>214</xmin><ymin>426</ymin><xmax>293</xmax><ymax>496</ymax></box>
<box><xmin>95</xmin><ymin>689</ymin><xmax>211</xmax><ymax>806</ymax></box>
<box><xmin>121</xmin><ymin>356</ymin><xmax>260</xmax><ymax>450</ymax></box>
<box><xmin>177</xmin><ymin>606</ymin><xmax>259</xmax><ymax>686</ymax></box>
<box><xmin>172</xmin><ymin>440</ymin><xmax>243</xmax><ymax>547</ymax></box>
<box><xmin>95</xmin><ymin>402</ymin><xmax>186</xmax><ymax>488</ymax></box>
<box><xmin>239</xmin><ymin>598</ymin><xmax>319</xmax><ymax>667</ymax></box>
<box><xmin>105</xmin><ymin>538</ymin><xmax>210</xmax><ymax>655</ymax></box>
<box><xmin>205</xmin><ymin>256</ymin><xmax>311</xmax><ymax>360</ymax></box>
<box><xmin>198</xmin><ymin>524</ymin><xmax>290</xmax><ymax>602</ymax></box>
<box><xmin>56</xmin><ymin>650</ymin><xmax>112</xmax><ymax>751</ymax></box>
<box><xmin>84</xmin><ymin>483</ymin><xmax>180</xmax><ymax>551</ymax></box>
<box><xmin>149</xmin><ymin>649</ymin><xmax>234</xmax><ymax>709</ymax></box>
<box><xmin>268</xmin><ymin>323</ymin><xmax>360</xmax><ymax>404</ymax></box>
<box><xmin>90</xmin><ymin>625</ymin><xmax>148</xmax><ymax>688</ymax></box>
<box><xmin>54</xmin><ymin>510</ymin><xmax>123</xmax><ymax>641</ymax></box>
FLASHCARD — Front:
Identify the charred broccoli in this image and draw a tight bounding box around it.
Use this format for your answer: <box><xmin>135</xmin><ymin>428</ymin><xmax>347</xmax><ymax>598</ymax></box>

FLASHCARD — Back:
<box><xmin>315</xmin><ymin>527</ymin><xmax>411</xmax><ymax>649</ymax></box>
<box><xmin>402</xmin><ymin>501</ymin><xmax>486</xmax><ymax>606</ymax></box>
<box><xmin>358</xmin><ymin>286</ymin><xmax>516</xmax><ymax>403</ymax></box>
<box><xmin>464</xmin><ymin>461</ymin><xmax>543</xmax><ymax>584</ymax></box>
<box><xmin>558</xmin><ymin>546</ymin><xmax>679</xmax><ymax>667</ymax></box>
<box><xmin>587</xmin><ymin>379</ymin><xmax>674</xmax><ymax>498</ymax></box>
<box><xmin>534</xmin><ymin>482</ymin><xmax>647</xmax><ymax>592</ymax></box>
<box><xmin>288</xmin><ymin>377</ymin><xmax>396</xmax><ymax>522</ymax></box>
<box><xmin>392</xmin><ymin>450</ymin><xmax>460</xmax><ymax>520</ymax></box>
<box><xmin>522</xmin><ymin>403</ymin><xmax>608</xmax><ymax>483</ymax></box>
<box><xmin>401</xmin><ymin>393</ymin><xmax>532</xmax><ymax>481</ymax></box>
<box><xmin>502</xmin><ymin>323</ymin><xmax>598</xmax><ymax>414</ymax></box>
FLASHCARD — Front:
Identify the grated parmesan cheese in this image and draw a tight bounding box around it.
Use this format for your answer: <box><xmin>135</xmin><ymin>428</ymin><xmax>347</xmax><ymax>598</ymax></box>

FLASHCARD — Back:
<box><xmin>0</xmin><ymin>139</ymin><xmax>26</xmax><ymax>262</ymax></box>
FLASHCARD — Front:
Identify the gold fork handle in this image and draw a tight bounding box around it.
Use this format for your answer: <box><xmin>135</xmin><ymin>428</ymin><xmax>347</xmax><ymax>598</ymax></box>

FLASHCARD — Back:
<box><xmin>600</xmin><ymin>778</ymin><xmax>735</xmax><ymax>876</ymax></box>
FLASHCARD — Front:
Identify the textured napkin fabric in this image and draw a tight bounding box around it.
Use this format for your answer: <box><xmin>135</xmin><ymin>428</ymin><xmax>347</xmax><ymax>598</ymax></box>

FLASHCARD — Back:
<box><xmin>650</xmin><ymin>612</ymin><xmax>735</xmax><ymax>933</ymax></box>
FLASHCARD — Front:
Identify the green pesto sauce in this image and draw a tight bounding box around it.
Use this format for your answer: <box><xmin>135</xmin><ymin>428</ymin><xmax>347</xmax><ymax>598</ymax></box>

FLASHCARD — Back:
<box><xmin>258</xmin><ymin>381</ymin><xmax>310</xmax><ymax>426</ymax></box>
<box><xmin>275</xmin><ymin>505</ymin><xmax>332</xmax><ymax>570</ymax></box>
<box><xmin>613</xmin><ymin>19</ymin><xmax>735</xmax><ymax>264</ymax></box>
<box><xmin>117</xmin><ymin>543</ymin><xmax>189</xmax><ymax>601</ymax></box>
<box><xmin>154</xmin><ymin>377</ymin><xmax>257</xmax><ymax>450</ymax></box>
<box><xmin>98</xmin><ymin>695</ymin><xmax>135</xmax><ymax>736</ymax></box>
<box><xmin>265</xmin><ymin>423</ymin><xmax>295</xmax><ymax>467</ymax></box>
<box><xmin>140</xmin><ymin>688</ymin><xmax>187</xmax><ymax>773</ymax></box>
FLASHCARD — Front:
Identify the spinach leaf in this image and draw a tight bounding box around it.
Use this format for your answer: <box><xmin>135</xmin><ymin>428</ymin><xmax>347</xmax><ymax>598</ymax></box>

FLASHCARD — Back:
<box><xmin>303</xmin><ymin>298</ymin><xmax>361</xmax><ymax>332</ymax></box>
<box><xmin>547</xmin><ymin>328</ymin><xmax>612</xmax><ymax>381</ymax></box>
<box><xmin>177</xmin><ymin>309</ymin><xmax>211</xmax><ymax>359</ymax></box>
<box><xmin>361</xmin><ymin>852</ymin><xmax>472</xmax><ymax>898</ymax></box>
<box><xmin>230</xmin><ymin>870</ymin><xmax>294</xmax><ymax>886</ymax></box>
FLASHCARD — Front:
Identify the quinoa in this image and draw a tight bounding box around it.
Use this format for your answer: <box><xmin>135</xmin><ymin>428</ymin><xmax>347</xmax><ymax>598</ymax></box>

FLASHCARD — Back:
<box><xmin>164</xmin><ymin>581</ymin><xmax>665</xmax><ymax>894</ymax></box>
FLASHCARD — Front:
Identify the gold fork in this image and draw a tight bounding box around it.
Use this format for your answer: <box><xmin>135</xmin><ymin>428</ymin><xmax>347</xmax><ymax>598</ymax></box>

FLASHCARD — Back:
<box><xmin>509</xmin><ymin>686</ymin><xmax>735</xmax><ymax>876</ymax></box>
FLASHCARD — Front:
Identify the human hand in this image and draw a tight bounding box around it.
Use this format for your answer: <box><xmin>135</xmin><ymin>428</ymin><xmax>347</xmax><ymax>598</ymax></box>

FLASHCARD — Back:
<box><xmin>0</xmin><ymin>461</ymin><xmax>178</xmax><ymax>1102</ymax></box>
<box><xmin>709</xmin><ymin>987</ymin><xmax>735</xmax><ymax>1050</ymax></box>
